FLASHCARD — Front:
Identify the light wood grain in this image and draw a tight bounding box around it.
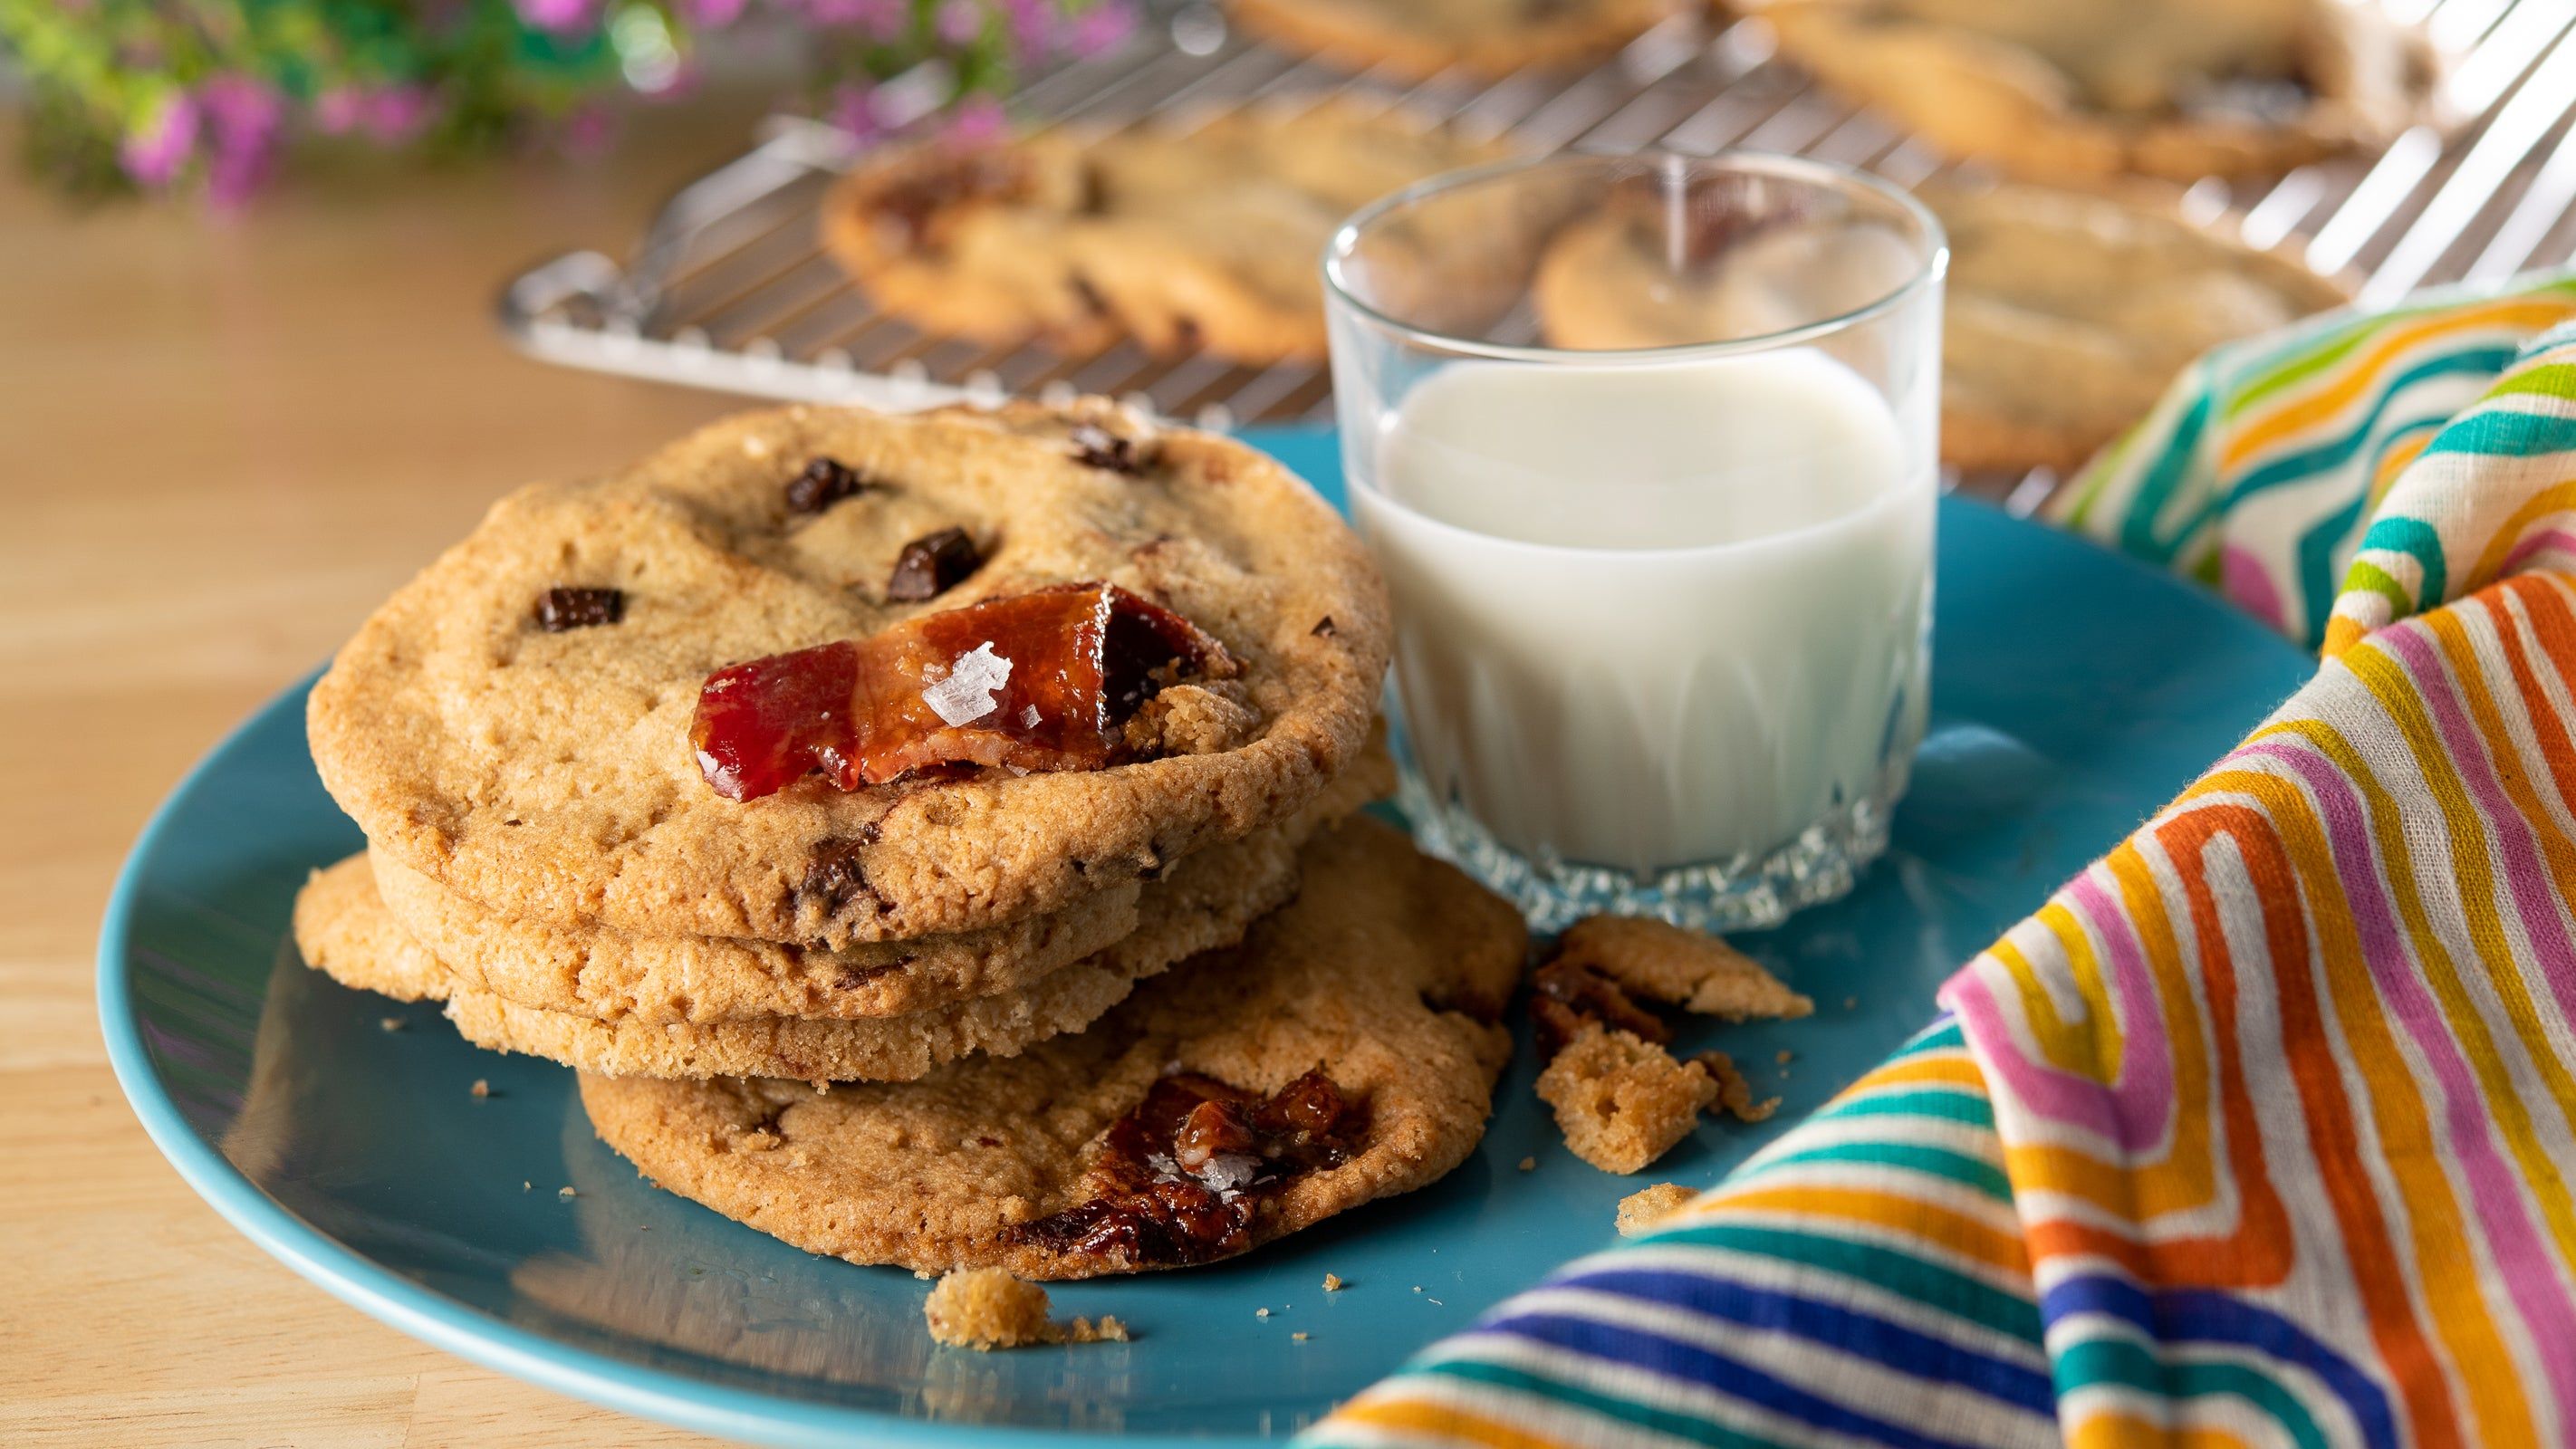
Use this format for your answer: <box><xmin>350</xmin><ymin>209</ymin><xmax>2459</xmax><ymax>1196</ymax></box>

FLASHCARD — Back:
<box><xmin>0</xmin><ymin>100</ymin><xmax>788</xmax><ymax>1447</ymax></box>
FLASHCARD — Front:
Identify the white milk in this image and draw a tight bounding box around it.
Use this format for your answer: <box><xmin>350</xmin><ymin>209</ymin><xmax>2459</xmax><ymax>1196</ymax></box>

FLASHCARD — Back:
<box><xmin>1352</xmin><ymin>350</ymin><xmax>1933</xmax><ymax>876</ymax></box>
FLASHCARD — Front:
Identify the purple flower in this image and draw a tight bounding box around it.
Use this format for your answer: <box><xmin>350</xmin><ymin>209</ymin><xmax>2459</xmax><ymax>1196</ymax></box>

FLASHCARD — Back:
<box><xmin>683</xmin><ymin>0</ymin><xmax>748</xmax><ymax>25</ymax></box>
<box><xmin>1066</xmin><ymin>0</ymin><xmax>1136</xmax><ymax>56</ymax></box>
<box><xmin>120</xmin><ymin>91</ymin><xmax>199</xmax><ymax>188</ymax></box>
<box><xmin>197</xmin><ymin>75</ymin><xmax>286</xmax><ymax>206</ymax></box>
<box><xmin>312</xmin><ymin>83</ymin><xmax>437</xmax><ymax>142</ymax></box>
<box><xmin>827</xmin><ymin>82</ymin><xmax>889</xmax><ymax>142</ymax></box>
<box><xmin>945</xmin><ymin>94</ymin><xmax>1006</xmax><ymax>144</ymax></box>
<box><xmin>361</xmin><ymin>85</ymin><xmax>440</xmax><ymax>143</ymax></box>
<box><xmin>313</xmin><ymin>86</ymin><xmax>368</xmax><ymax>136</ymax></box>
<box><xmin>999</xmin><ymin>0</ymin><xmax>1055</xmax><ymax>59</ymax></box>
<box><xmin>935</xmin><ymin>0</ymin><xmax>985</xmax><ymax>45</ymax></box>
<box><xmin>515</xmin><ymin>0</ymin><xmax>601</xmax><ymax>35</ymax></box>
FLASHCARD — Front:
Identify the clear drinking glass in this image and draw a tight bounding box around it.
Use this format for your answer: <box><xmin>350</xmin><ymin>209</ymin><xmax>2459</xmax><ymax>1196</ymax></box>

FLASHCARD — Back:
<box><xmin>1322</xmin><ymin>151</ymin><xmax>1946</xmax><ymax>931</ymax></box>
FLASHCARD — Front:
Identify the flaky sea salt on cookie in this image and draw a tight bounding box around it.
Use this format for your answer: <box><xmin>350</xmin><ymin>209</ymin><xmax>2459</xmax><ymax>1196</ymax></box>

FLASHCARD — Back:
<box><xmin>578</xmin><ymin>819</ymin><xmax>1526</xmax><ymax>1279</ymax></box>
<box><xmin>307</xmin><ymin>398</ymin><xmax>1389</xmax><ymax>951</ymax></box>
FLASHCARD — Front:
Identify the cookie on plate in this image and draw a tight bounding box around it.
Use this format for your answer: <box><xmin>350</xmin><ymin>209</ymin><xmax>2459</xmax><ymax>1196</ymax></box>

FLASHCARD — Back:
<box><xmin>295</xmin><ymin>770</ymin><xmax>1372</xmax><ymax>1081</ymax></box>
<box><xmin>1223</xmin><ymin>0</ymin><xmax>1685</xmax><ymax>82</ymax></box>
<box><xmin>820</xmin><ymin>102</ymin><xmax>1510</xmax><ymax>365</ymax></box>
<box><xmin>579</xmin><ymin>818</ymin><xmax>1527</xmax><ymax>1278</ymax></box>
<box><xmin>307</xmin><ymin>398</ymin><xmax>1389</xmax><ymax>950</ymax></box>
<box><xmin>1753</xmin><ymin>0</ymin><xmax>2440</xmax><ymax>183</ymax></box>
<box><xmin>296</xmin><ymin>852</ymin><xmax>1164</xmax><ymax>1083</ymax></box>
<box><xmin>368</xmin><ymin>734</ymin><xmax>1390</xmax><ymax>1025</ymax></box>
<box><xmin>1533</xmin><ymin>178</ymin><xmax>2350</xmax><ymax>474</ymax></box>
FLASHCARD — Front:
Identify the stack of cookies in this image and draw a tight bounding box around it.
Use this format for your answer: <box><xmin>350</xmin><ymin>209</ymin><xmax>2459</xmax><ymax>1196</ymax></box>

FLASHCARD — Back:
<box><xmin>294</xmin><ymin>398</ymin><xmax>1528</xmax><ymax>1278</ymax></box>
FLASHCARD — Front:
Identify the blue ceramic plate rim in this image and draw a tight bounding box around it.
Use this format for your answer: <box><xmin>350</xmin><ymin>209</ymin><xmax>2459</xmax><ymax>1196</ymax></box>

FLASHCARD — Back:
<box><xmin>100</xmin><ymin>440</ymin><xmax>2308</xmax><ymax>1449</ymax></box>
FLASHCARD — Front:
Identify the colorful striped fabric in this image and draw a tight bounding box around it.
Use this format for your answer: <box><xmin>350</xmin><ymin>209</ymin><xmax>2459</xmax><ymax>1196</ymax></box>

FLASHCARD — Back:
<box><xmin>2054</xmin><ymin>270</ymin><xmax>2576</xmax><ymax>648</ymax></box>
<box><xmin>1306</xmin><ymin>299</ymin><xmax>2576</xmax><ymax>1447</ymax></box>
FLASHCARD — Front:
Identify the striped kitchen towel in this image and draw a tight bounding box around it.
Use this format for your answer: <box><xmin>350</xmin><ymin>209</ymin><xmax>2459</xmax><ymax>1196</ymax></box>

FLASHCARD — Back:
<box><xmin>1306</xmin><ymin>286</ymin><xmax>2576</xmax><ymax>1447</ymax></box>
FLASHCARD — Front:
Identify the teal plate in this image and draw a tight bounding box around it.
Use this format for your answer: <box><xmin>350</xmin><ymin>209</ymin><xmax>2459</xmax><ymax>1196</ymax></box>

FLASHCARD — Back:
<box><xmin>101</xmin><ymin>427</ymin><xmax>2309</xmax><ymax>1446</ymax></box>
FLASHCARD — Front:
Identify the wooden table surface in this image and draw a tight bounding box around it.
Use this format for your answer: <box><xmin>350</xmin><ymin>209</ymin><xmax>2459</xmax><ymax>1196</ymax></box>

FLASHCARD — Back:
<box><xmin>0</xmin><ymin>101</ymin><xmax>789</xmax><ymax>1448</ymax></box>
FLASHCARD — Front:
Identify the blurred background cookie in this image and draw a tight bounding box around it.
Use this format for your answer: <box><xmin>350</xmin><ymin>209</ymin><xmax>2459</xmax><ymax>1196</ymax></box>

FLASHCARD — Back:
<box><xmin>1534</xmin><ymin>175</ymin><xmax>2352</xmax><ymax>475</ymax></box>
<box><xmin>1748</xmin><ymin>0</ymin><xmax>2442</xmax><ymax>182</ymax></box>
<box><xmin>1223</xmin><ymin>0</ymin><xmax>1686</xmax><ymax>81</ymax></box>
<box><xmin>822</xmin><ymin>102</ymin><xmax>1512</xmax><ymax>365</ymax></box>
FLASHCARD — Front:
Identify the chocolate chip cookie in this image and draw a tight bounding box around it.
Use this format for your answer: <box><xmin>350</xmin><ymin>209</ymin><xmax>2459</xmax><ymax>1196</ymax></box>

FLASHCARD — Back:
<box><xmin>1534</xmin><ymin>178</ymin><xmax>2351</xmax><ymax>473</ymax></box>
<box><xmin>1754</xmin><ymin>0</ymin><xmax>2439</xmax><ymax>182</ymax></box>
<box><xmin>820</xmin><ymin>102</ymin><xmax>1511</xmax><ymax>365</ymax></box>
<box><xmin>307</xmin><ymin>398</ymin><xmax>1389</xmax><ymax>949</ymax></box>
<box><xmin>295</xmin><ymin>851</ymin><xmax>1170</xmax><ymax>1082</ymax></box>
<box><xmin>578</xmin><ymin>818</ymin><xmax>1527</xmax><ymax>1278</ymax></box>
<box><xmin>368</xmin><ymin>735</ymin><xmax>1389</xmax><ymax>1025</ymax></box>
<box><xmin>1224</xmin><ymin>0</ymin><xmax>1684</xmax><ymax>82</ymax></box>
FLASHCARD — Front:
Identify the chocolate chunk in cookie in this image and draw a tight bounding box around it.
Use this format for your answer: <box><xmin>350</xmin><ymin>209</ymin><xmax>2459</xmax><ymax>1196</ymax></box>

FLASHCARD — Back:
<box><xmin>886</xmin><ymin>525</ymin><xmax>985</xmax><ymax>601</ymax></box>
<box><xmin>533</xmin><ymin>586</ymin><xmax>624</xmax><ymax>631</ymax></box>
<box><xmin>786</xmin><ymin>456</ymin><xmax>878</xmax><ymax>513</ymax></box>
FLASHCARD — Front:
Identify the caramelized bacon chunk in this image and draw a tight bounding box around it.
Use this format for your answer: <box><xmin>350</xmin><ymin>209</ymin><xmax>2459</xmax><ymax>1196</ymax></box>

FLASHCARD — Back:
<box><xmin>1009</xmin><ymin>1071</ymin><xmax>1365</xmax><ymax>1269</ymax></box>
<box><xmin>691</xmin><ymin>581</ymin><xmax>1235</xmax><ymax>801</ymax></box>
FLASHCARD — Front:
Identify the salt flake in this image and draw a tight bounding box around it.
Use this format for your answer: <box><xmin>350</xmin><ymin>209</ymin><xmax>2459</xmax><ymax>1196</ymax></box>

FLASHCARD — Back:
<box><xmin>1020</xmin><ymin>704</ymin><xmax>1040</xmax><ymax>729</ymax></box>
<box><xmin>922</xmin><ymin>642</ymin><xmax>1012</xmax><ymax>726</ymax></box>
<box><xmin>1200</xmin><ymin>1152</ymin><xmax>1262</xmax><ymax>1195</ymax></box>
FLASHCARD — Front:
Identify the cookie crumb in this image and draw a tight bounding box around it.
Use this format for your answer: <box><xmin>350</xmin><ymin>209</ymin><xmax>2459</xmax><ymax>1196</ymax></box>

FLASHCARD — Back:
<box><xmin>1065</xmin><ymin>1315</ymin><xmax>1129</xmax><ymax>1344</ymax></box>
<box><xmin>379</xmin><ymin>1017</ymin><xmax>404</xmax><ymax>1032</ymax></box>
<box><xmin>1775</xmin><ymin>1049</ymin><xmax>1794</xmax><ymax>1066</ymax></box>
<box><xmin>1556</xmin><ymin>916</ymin><xmax>1812</xmax><ymax>1022</ymax></box>
<box><xmin>1517</xmin><ymin>1156</ymin><xmax>1537</xmax><ymax>1172</ymax></box>
<box><xmin>1844</xmin><ymin>995</ymin><xmax>1860</xmax><ymax>1011</ymax></box>
<box><xmin>924</xmin><ymin>1268</ymin><xmax>1057</xmax><ymax>1349</ymax></box>
<box><xmin>1694</xmin><ymin>1050</ymin><xmax>1782</xmax><ymax>1123</ymax></box>
<box><xmin>1322</xmin><ymin>1273</ymin><xmax>1344</xmax><ymax>1291</ymax></box>
<box><xmin>1617</xmin><ymin>1183</ymin><xmax>1699</xmax><ymax>1237</ymax></box>
<box><xmin>1293</xmin><ymin>1331</ymin><xmax>1310</xmax><ymax>1342</ymax></box>
<box><xmin>1537</xmin><ymin>1023</ymin><xmax>1719</xmax><ymax>1174</ymax></box>
<box><xmin>557</xmin><ymin>1186</ymin><xmax>576</xmax><ymax>1199</ymax></box>
<box><xmin>469</xmin><ymin>1079</ymin><xmax>491</xmax><ymax>1099</ymax></box>
<box><xmin>1256</xmin><ymin>1308</ymin><xmax>1271</xmax><ymax>1318</ymax></box>
<box><xmin>924</xmin><ymin>1268</ymin><xmax>1127</xmax><ymax>1349</ymax></box>
<box><xmin>1411</xmin><ymin>1285</ymin><xmax>1421</xmax><ymax>1293</ymax></box>
<box><xmin>521</xmin><ymin>1181</ymin><xmax>532</xmax><ymax>1192</ymax></box>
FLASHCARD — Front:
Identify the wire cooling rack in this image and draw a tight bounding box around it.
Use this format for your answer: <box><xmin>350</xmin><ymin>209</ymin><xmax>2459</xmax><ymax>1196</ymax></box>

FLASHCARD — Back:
<box><xmin>497</xmin><ymin>0</ymin><xmax>2576</xmax><ymax>504</ymax></box>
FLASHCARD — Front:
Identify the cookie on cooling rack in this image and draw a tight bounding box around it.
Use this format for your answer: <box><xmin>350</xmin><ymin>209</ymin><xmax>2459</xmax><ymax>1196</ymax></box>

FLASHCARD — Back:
<box><xmin>306</xmin><ymin>398</ymin><xmax>1389</xmax><ymax>950</ymax></box>
<box><xmin>1223</xmin><ymin>0</ymin><xmax>1687</xmax><ymax>81</ymax></box>
<box><xmin>1534</xmin><ymin>178</ymin><xmax>2351</xmax><ymax>475</ymax></box>
<box><xmin>1930</xmin><ymin>181</ymin><xmax>2353</xmax><ymax>473</ymax></box>
<box><xmin>818</xmin><ymin>101</ymin><xmax>1512</xmax><ymax>366</ymax></box>
<box><xmin>577</xmin><ymin>819</ymin><xmax>1527</xmax><ymax>1279</ymax></box>
<box><xmin>1751</xmin><ymin>0</ymin><xmax>2440</xmax><ymax>183</ymax></box>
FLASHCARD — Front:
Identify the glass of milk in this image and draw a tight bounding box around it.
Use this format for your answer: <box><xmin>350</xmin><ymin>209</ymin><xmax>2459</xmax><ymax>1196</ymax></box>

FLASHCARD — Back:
<box><xmin>1322</xmin><ymin>151</ymin><xmax>1946</xmax><ymax>931</ymax></box>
